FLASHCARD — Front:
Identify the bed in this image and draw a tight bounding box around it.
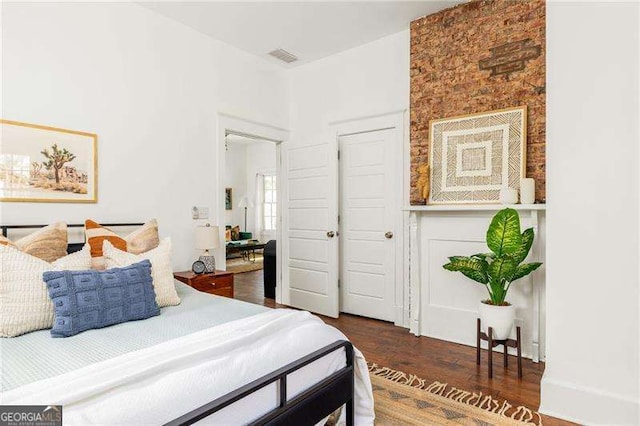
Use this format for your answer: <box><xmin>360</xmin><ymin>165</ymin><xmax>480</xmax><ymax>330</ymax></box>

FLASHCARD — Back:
<box><xmin>0</xmin><ymin>224</ymin><xmax>375</xmax><ymax>425</ymax></box>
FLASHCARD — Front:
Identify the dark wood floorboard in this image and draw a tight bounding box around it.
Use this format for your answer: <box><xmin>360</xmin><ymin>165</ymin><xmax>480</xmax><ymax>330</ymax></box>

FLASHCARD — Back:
<box><xmin>233</xmin><ymin>270</ymin><xmax>574</xmax><ymax>426</ymax></box>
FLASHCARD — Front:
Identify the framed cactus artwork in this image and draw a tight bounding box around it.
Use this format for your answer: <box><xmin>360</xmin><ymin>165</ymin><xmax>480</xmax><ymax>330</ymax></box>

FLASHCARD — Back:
<box><xmin>0</xmin><ymin>119</ymin><xmax>97</xmax><ymax>203</ymax></box>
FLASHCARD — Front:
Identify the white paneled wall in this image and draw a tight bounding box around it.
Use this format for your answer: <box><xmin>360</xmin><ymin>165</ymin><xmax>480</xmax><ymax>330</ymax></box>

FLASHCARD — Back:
<box><xmin>410</xmin><ymin>208</ymin><xmax>546</xmax><ymax>361</ymax></box>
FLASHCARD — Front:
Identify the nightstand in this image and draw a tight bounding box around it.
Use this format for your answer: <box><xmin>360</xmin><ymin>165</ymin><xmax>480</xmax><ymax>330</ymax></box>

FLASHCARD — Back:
<box><xmin>173</xmin><ymin>270</ymin><xmax>234</xmax><ymax>298</ymax></box>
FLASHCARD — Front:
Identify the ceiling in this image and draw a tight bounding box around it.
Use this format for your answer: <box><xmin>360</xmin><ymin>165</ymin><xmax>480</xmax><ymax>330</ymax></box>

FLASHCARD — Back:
<box><xmin>137</xmin><ymin>1</ymin><xmax>461</xmax><ymax>67</ymax></box>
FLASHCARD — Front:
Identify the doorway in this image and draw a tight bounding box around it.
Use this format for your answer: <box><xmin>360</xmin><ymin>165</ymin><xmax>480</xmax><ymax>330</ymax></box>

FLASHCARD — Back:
<box><xmin>224</xmin><ymin>134</ymin><xmax>277</xmax><ymax>274</ymax></box>
<box><xmin>216</xmin><ymin>113</ymin><xmax>289</xmax><ymax>304</ymax></box>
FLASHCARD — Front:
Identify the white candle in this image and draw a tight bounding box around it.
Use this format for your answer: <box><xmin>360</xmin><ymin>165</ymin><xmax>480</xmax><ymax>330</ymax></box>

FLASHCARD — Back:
<box><xmin>520</xmin><ymin>178</ymin><xmax>535</xmax><ymax>204</ymax></box>
<box><xmin>500</xmin><ymin>187</ymin><xmax>518</xmax><ymax>204</ymax></box>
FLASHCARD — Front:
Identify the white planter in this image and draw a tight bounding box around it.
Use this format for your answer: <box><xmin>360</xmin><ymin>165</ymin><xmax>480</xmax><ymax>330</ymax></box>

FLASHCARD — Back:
<box><xmin>479</xmin><ymin>301</ymin><xmax>515</xmax><ymax>340</ymax></box>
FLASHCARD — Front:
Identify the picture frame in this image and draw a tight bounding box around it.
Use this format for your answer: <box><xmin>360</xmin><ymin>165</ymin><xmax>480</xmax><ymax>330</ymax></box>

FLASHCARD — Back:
<box><xmin>225</xmin><ymin>187</ymin><xmax>232</xmax><ymax>210</ymax></box>
<box><xmin>428</xmin><ymin>106</ymin><xmax>527</xmax><ymax>205</ymax></box>
<box><xmin>0</xmin><ymin>119</ymin><xmax>97</xmax><ymax>203</ymax></box>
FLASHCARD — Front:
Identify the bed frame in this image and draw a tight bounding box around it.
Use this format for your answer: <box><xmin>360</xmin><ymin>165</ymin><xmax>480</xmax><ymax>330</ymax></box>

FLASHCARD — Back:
<box><xmin>1</xmin><ymin>223</ymin><xmax>356</xmax><ymax>426</ymax></box>
<box><xmin>1</xmin><ymin>222</ymin><xmax>145</xmax><ymax>253</ymax></box>
<box><xmin>167</xmin><ymin>340</ymin><xmax>354</xmax><ymax>426</ymax></box>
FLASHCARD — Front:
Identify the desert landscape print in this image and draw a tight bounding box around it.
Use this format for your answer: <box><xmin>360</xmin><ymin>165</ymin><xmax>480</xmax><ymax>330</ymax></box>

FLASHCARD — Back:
<box><xmin>0</xmin><ymin>120</ymin><xmax>97</xmax><ymax>202</ymax></box>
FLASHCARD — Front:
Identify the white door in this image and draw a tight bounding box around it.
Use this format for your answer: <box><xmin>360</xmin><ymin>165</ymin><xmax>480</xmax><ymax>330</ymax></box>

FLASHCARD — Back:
<box><xmin>282</xmin><ymin>139</ymin><xmax>339</xmax><ymax>317</ymax></box>
<box><xmin>339</xmin><ymin>129</ymin><xmax>396</xmax><ymax>322</ymax></box>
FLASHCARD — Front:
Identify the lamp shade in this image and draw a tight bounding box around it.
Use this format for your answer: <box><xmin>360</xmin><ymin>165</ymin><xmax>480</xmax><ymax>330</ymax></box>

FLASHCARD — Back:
<box><xmin>238</xmin><ymin>195</ymin><xmax>254</xmax><ymax>208</ymax></box>
<box><xmin>195</xmin><ymin>224</ymin><xmax>220</xmax><ymax>250</ymax></box>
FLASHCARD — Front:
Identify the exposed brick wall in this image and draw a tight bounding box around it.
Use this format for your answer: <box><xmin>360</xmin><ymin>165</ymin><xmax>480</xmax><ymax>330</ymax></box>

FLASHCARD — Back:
<box><xmin>410</xmin><ymin>0</ymin><xmax>546</xmax><ymax>204</ymax></box>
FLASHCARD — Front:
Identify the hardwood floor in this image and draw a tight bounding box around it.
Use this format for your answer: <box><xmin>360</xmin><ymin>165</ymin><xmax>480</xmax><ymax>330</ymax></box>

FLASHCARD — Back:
<box><xmin>233</xmin><ymin>270</ymin><xmax>574</xmax><ymax>426</ymax></box>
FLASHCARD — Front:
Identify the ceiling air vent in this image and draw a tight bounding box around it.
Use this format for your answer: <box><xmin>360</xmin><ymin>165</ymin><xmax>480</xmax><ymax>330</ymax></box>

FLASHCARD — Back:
<box><xmin>268</xmin><ymin>49</ymin><xmax>298</xmax><ymax>64</ymax></box>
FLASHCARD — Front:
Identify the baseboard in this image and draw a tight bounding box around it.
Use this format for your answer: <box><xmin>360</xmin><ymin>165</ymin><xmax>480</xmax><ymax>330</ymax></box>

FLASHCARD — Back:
<box><xmin>540</xmin><ymin>375</ymin><xmax>639</xmax><ymax>425</ymax></box>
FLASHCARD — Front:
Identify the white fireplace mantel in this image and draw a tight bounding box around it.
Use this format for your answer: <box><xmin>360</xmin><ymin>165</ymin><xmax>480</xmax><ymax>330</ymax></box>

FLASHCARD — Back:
<box><xmin>404</xmin><ymin>204</ymin><xmax>546</xmax><ymax>212</ymax></box>
<box><xmin>406</xmin><ymin>204</ymin><xmax>546</xmax><ymax>362</ymax></box>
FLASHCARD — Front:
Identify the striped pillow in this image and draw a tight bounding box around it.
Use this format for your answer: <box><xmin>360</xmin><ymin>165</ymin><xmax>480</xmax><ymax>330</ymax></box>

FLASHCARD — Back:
<box><xmin>0</xmin><ymin>222</ymin><xmax>68</xmax><ymax>263</ymax></box>
<box><xmin>85</xmin><ymin>219</ymin><xmax>160</xmax><ymax>269</ymax></box>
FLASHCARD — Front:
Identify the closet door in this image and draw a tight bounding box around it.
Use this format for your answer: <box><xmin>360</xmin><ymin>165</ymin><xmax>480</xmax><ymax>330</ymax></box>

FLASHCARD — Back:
<box><xmin>282</xmin><ymin>136</ymin><xmax>339</xmax><ymax>317</ymax></box>
<box><xmin>339</xmin><ymin>129</ymin><xmax>396</xmax><ymax>322</ymax></box>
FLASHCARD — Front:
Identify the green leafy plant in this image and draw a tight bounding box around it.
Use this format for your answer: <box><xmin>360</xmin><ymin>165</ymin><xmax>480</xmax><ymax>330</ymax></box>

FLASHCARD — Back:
<box><xmin>443</xmin><ymin>208</ymin><xmax>542</xmax><ymax>306</ymax></box>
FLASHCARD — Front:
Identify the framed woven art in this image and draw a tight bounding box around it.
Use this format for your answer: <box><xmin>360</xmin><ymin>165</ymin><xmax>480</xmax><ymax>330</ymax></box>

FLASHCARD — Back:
<box><xmin>428</xmin><ymin>106</ymin><xmax>527</xmax><ymax>204</ymax></box>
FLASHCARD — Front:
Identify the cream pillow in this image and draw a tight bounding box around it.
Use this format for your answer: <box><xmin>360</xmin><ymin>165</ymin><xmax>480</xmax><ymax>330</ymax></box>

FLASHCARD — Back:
<box><xmin>103</xmin><ymin>238</ymin><xmax>180</xmax><ymax>307</ymax></box>
<box><xmin>0</xmin><ymin>244</ymin><xmax>92</xmax><ymax>337</ymax></box>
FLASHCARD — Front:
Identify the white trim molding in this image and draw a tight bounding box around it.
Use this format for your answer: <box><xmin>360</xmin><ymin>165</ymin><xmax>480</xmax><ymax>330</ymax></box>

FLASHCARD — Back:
<box><xmin>404</xmin><ymin>204</ymin><xmax>546</xmax><ymax>212</ymax></box>
<box><xmin>409</xmin><ymin>211</ymin><xmax>421</xmax><ymax>335</ymax></box>
<box><xmin>540</xmin><ymin>376</ymin><xmax>639</xmax><ymax>425</ymax></box>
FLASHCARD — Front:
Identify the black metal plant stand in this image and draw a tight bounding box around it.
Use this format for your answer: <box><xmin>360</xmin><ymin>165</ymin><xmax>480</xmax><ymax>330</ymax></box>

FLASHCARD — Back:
<box><xmin>476</xmin><ymin>318</ymin><xmax>522</xmax><ymax>379</ymax></box>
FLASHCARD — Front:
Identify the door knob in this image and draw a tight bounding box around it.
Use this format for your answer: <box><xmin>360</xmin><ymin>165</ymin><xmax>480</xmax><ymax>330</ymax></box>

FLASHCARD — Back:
<box><xmin>385</xmin><ymin>231</ymin><xmax>393</xmax><ymax>239</ymax></box>
<box><xmin>327</xmin><ymin>231</ymin><xmax>335</xmax><ymax>238</ymax></box>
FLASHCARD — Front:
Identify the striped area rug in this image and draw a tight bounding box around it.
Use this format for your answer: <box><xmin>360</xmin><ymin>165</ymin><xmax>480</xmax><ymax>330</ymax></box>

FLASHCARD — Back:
<box><xmin>368</xmin><ymin>363</ymin><xmax>542</xmax><ymax>425</ymax></box>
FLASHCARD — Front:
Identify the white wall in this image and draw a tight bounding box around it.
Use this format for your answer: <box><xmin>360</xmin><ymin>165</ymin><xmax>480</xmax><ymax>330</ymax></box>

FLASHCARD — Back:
<box><xmin>289</xmin><ymin>30</ymin><xmax>409</xmax><ymax>139</ymax></box>
<box><xmin>223</xmin><ymin>140</ymin><xmax>276</xmax><ymax>241</ymax></box>
<box><xmin>0</xmin><ymin>2</ymin><xmax>288</xmax><ymax>269</ymax></box>
<box><xmin>224</xmin><ymin>143</ymin><xmax>247</xmax><ymax>229</ymax></box>
<box><xmin>541</xmin><ymin>2</ymin><xmax>639</xmax><ymax>424</ymax></box>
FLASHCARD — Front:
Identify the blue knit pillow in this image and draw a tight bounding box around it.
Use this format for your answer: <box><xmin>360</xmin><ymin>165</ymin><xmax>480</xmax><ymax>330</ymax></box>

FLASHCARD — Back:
<box><xmin>43</xmin><ymin>260</ymin><xmax>160</xmax><ymax>337</ymax></box>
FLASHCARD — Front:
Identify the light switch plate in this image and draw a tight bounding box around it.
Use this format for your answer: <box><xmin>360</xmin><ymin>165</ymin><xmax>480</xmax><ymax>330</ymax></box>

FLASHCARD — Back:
<box><xmin>192</xmin><ymin>206</ymin><xmax>209</xmax><ymax>220</ymax></box>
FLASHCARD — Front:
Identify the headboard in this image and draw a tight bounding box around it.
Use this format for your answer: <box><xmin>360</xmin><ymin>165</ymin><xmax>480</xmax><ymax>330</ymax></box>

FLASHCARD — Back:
<box><xmin>1</xmin><ymin>223</ymin><xmax>144</xmax><ymax>253</ymax></box>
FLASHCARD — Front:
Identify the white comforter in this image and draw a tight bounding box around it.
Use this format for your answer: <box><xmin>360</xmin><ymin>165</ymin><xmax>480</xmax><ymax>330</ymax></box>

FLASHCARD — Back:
<box><xmin>1</xmin><ymin>309</ymin><xmax>375</xmax><ymax>425</ymax></box>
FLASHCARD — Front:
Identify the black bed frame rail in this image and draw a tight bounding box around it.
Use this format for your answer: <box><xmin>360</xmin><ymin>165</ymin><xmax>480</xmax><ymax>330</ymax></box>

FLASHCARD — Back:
<box><xmin>0</xmin><ymin>223</ymin><xmax>145</xmax><ymax>238</ymax></box>
<box><xmin>165</xmin><ymin>340</ymin><xmax>355</xmax><ymax>426</ymax></box>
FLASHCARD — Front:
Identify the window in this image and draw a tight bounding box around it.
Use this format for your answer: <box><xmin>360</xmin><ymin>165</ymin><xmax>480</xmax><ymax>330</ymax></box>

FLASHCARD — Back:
<box><xmin>0</xmin><ymin>154</ymin><xmax>31</xmax><ymax>189</ymax></box>
<box><xmin>263</xmin><ymin>174</ymin><xmax>277</xmax><ymax>231</ymax></box>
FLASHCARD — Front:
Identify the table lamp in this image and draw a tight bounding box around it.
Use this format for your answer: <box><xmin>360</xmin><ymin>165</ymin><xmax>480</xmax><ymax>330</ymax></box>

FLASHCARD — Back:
<box><xmin>195</xmin><ymin>223</ymin><xmax>220</xmax><ymax>273</ymax></box>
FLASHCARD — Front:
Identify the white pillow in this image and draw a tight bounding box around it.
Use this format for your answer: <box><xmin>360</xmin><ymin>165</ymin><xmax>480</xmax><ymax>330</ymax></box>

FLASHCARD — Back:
<box><xmin>0</xmin><ymin>244</ymin><xmax>92</xmax><ymax>337</ymax></box>
<box><xmin>103</xmin><ymin>238</ymin><xmax>180</xmax><ymax>307</ymax></box>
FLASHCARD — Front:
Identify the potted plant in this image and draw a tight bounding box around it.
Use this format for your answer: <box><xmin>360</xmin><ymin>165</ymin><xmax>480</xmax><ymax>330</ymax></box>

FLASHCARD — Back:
<box><xmin>443</xmin><ymin>208</ymin><xmax>542</xmax><ymax>340</ymax></box>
